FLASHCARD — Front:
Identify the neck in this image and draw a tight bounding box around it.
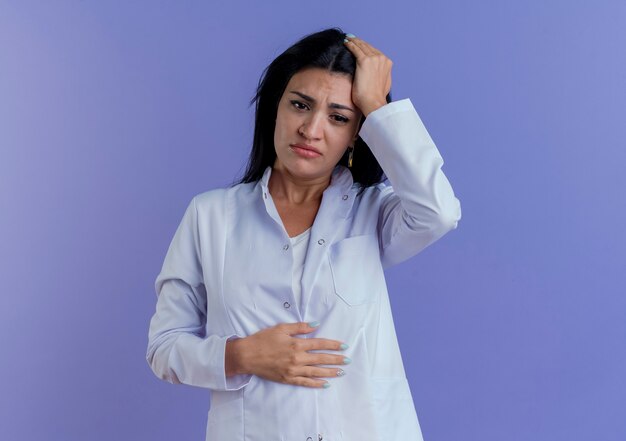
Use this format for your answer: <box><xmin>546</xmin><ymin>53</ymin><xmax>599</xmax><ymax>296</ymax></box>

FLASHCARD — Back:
<box><xmin>268</xmin><ymin>161</ymin><xmax>332</xmax><ymax>205</ymax></box>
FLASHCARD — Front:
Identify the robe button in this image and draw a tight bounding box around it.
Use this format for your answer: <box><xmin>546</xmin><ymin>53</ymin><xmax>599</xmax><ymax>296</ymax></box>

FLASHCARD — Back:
<box><xmin>317</xmin><ymin>238</ymin><xmax>325</xmax><ymax>245</ymax></box>
<box><xmin>342</xmin><ymin>194</ymin><xmax>348</xmax><ymax>200</ymax></box>
<box><xmin>283</xmin><ymin>302</ymin><xmax>291</xmax><ymax>308</ymax></box>
<box><xmin>283</xmin><ymin>244</ymin><xmax>289</xmax><ymax>250</ymax></box>
<box><xmin>264</xmin><ymin>192</ymin><xmax>267</xmax><ymax>199</ymax></box>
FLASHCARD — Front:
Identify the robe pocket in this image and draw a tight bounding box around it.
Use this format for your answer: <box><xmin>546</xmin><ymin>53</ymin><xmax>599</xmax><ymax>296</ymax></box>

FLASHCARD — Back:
<box><xmin>328</xmin><ymin>234</ymin><xmax>384</xmax><ymax>306</ymax></box>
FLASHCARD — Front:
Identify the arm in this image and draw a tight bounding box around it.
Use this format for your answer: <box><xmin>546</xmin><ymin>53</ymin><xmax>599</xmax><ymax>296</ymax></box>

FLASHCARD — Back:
<box><xmin>145</xmin><ymin>196</ymin><xmax>253</xmax><ymax>391</ymax></box>
<box><xmin>358</xmin><ymin>98</ymin><xmax>462</xmax><ymax>270</ymax></box>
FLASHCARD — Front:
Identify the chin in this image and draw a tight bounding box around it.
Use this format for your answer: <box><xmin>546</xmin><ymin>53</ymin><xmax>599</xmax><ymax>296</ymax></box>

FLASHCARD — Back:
<box><xmin>276</xmin><ymin>152</ymin><xmax>335</xmax><ymax>176</ymax></box>
<box><xmin>289</xmin><ymin>163</ymin><xmax>319</xmax><ymax>175</ymax></box>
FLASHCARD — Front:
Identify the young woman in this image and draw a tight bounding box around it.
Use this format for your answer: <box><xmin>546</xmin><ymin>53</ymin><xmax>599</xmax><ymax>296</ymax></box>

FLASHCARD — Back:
<box><xmin>147</xmin><ymin>27</ymin><xmax>462</xmax><ymax>441</ymax></box>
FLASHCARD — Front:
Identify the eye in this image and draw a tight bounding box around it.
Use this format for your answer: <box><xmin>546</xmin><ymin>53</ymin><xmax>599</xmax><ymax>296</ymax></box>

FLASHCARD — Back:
<box><xmin>290</xmin><ymin>100</ymin><xmax>309</xmax><ymax>110</ymax></box>
<box><xmin>290</xmin><ymin>100</ymin><xmax>349</xmax><ymax>124</ymax></box>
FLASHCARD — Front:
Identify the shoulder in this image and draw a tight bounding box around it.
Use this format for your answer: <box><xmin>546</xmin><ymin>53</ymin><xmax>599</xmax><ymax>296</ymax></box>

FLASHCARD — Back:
<box><xmin>355</xmin><ymin>180</ymin><xmax>394</xmax><ymax>203</ymax></box>
<box><xmin>347</xmin><ymin>181</ymin><xmax>394</xmax><ymax>223</ymax></box>
<box><xmin>192</xmin><ymin>181</ymin><xmax>258</xmax><ymax>215</ymax></box>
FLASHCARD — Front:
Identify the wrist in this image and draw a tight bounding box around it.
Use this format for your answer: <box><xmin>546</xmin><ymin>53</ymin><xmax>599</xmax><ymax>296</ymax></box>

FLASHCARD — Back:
<box><xmin>361</xmin><ymin>100</ymin><xmax>387</xmax><ymax>117</ymax></box>
<box><xmin>225</xmin><ymin>336</ymin><xmax>249</xmax><ymax>377</ymax></box>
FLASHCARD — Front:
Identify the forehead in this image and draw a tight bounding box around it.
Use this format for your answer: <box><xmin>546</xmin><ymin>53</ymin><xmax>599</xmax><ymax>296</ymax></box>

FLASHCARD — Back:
<box><xmin>286</xmin><ymin>68</ymin><xmax>353</xmax><ymax>96</ymax></box>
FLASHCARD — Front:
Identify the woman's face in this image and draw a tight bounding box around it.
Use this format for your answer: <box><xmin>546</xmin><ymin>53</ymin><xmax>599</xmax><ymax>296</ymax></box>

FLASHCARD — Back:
<box><xmin>273</xmin><ymin>67</ymin><xmax>363</xmax><ymax>181</ymax></box>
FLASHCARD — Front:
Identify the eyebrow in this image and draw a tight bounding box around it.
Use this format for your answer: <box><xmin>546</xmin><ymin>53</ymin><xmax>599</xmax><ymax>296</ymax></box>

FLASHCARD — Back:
<box><xmin>289</xmin><ymin>91</ymin><xmax>355</xmax><ymax>113</ymax></box>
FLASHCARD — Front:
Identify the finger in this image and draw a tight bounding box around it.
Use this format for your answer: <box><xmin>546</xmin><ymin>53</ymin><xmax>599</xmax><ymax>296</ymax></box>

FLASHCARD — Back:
<box><xmin>301</xmin><ymin>352</ymin><xmax>350</xmax><ymax>367</ymax></box>
<box><xmin>345</xmin><ymin>37</ymin><xmax>373</xmax><ymax>57</ymax></box>
<box><xmin>347</xmin><ymin>36</ymin><xmax>378</xmax><ymax>57</ymax></box>
<box><xmin>302</xmin><ymin>337</ymin><xmax>347</xmax><ymax>351</ymax></box>
<box><xmin>281</xmin><ymin>321</ymin><xmax>320</xmax><ymax>335</ymax></box>
<box><xmin>355</xmin><ymin>38</ymin><xmax>384</xmax><ymax>56</ymax></box>
<box><xmin>302</xmin><ymin>365</ymin><xmax>347</xmax><ymax>378</ymax></box>
<box><xmin>344</xmin><ymin>37</ymin><xmax>367</xmax><ymax>58</ymax></box>
<box><xmin>289</xmin><ymin>375</ymin><xmax>330</xmax><ymax>388</ymax></box>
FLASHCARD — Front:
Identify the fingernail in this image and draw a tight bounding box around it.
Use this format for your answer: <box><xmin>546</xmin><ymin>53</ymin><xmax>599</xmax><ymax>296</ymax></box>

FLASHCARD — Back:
<box><xmin>337</xmin><ymin>369</ymin><xmax>346</xmax><ymax>377</ymax></box>
<box><xmin>323</xmin><ymin>382</ymin><xmax>331</xmax><ymax>388</ymax></box>
<box><xmin>340</xmin><ymin>343</ymin><xmax>349</xmax><ymax>350</ymax></box>
<box><xmin>308</xmin><ymin>321</ymin><xmax>320</xmax><ymax>328</ymax></box>
<box><xmin>346</xmin><ymin>33</ymin><xmax>356</xmax><ymax>38</ymax></box>
<box><xmin>343</xmin><ymin>357</ymin><xmax>352</xmax><ymax>364</ymax></box>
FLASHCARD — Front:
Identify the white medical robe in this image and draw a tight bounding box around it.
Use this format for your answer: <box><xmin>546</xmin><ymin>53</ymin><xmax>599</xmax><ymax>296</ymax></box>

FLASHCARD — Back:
<box><xmin>146</xmin><ymin>98</ymin><xmax>462</xmax><ymax>441</ymax></box>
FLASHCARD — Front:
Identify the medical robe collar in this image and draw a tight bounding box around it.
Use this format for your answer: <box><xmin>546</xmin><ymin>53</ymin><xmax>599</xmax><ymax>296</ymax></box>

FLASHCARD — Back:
<box><xmin>258</xmin><ymin>163</ymin><xmax>355</xmax><ymax>195</ymax></box>
<box><xmin>257</xmin><ymin>163</ymin><xmax>358</xmax><ymax>216</ymax></box>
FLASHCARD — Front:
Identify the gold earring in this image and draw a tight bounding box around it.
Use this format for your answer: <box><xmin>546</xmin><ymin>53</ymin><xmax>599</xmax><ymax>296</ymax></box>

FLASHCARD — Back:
<box><xmin>347</xmin><ymin>146</ymin><xmax>354</xmax><ymax>168</ymax></box>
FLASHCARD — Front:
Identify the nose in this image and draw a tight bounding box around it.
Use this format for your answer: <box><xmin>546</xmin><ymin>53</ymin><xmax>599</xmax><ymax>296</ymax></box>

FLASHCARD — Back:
<box><xmin>299</xmin><ymin>112</ymin><xmax>324</xmax><ymax>140</ymax></box>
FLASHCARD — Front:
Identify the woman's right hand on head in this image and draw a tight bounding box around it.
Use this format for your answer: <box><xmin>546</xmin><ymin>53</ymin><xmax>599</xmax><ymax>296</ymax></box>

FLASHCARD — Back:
<box><xmin>226</xmin><ymin>322</ymin><xmax>349</xmax><ymax>388</ymax></box>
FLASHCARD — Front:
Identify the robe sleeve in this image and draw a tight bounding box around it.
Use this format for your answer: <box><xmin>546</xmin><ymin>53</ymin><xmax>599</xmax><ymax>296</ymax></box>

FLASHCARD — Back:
<box><xmin>358</xmin><ymin>98</ymin><xmax>462</xmax><ymax>270</ymax></box>
<box><xmin>146</xmin><ymin>196</ymin><xmax>253</xmax><ymax>391</ymax></box>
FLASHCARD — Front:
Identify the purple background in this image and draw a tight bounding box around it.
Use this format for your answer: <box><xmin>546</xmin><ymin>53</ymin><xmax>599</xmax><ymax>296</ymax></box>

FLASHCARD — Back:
<box><xmin>1</xmin><ymin>1</ymin><xmax>625</xmax><ymax>440</ymax></box>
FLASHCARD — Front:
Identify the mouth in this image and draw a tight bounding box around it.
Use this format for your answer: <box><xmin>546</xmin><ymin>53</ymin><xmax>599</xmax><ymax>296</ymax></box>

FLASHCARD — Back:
<box><xmin>290</xmin><ymin>143</ymin><xmax>322</xmax><ymax>157</ymax></box>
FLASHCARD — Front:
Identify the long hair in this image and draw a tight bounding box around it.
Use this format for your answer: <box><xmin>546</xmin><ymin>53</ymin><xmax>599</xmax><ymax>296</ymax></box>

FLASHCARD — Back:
<box><xmin>230</xmin><ymin>27</ymin><xmax>392</xmax><ymax>196</ymax></box>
